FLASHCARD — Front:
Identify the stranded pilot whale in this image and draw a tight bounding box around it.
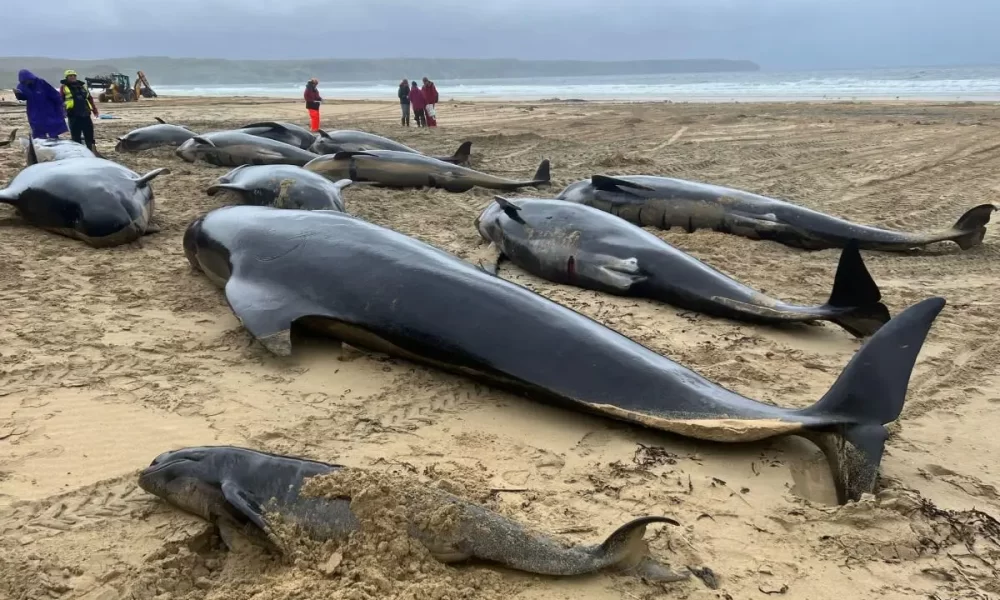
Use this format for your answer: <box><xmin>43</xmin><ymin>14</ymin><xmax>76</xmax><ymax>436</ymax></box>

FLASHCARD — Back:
<box><xmin>138</xmin><ymin>445</ymin><xmax>689</xmax><ymax>582</ymax></box>
<box><xmin>207</xmin><ymin>165</ymin><xmax>351</xmax><ymax>211</ymax></box>
<box><xmin>0</xmin><ymin>138</ymin><xmax>168</xmax><ymax>247</ymax></box>
<box><xmin>475</xmin><ymin>197</ymin><xmax>890</xmax><ymax>337</ymax></box>
<box><xmin>305</xmin><ymin>150</ymin><xmax>550</xmax><ymax>193</ymax></box>
<box><xmin>183</xmin><ymin>205</ymin><xmax>946</xmax><ymax>504</ymax></box>
<box><xmin>176</xmin><ymin>131</ymin><xmax>320</xmax><ymax>167</ymax></box>
<box><xmin>558</xmin><ymin>175</ymin><xmax>997</xmax><ymax>252</ymax></box>
<box><xmin>115</xmin><ymin>117</ymin><xmax>197</xmax><ymax>152</ymax></box>
<box><xmin>237</xmin><ymin>121</ymin><xmax>319</xmax><ymax>150</ymax></box>
<box><xmin>310</xmin><ymin>129</ymin><xmax>473</xmax><ymax>165</ymax></box>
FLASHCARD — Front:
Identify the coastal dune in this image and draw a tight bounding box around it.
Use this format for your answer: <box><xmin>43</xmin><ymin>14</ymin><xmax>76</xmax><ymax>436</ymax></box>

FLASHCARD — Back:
<box><xmin>0</xmin><ymin>96</ymin><xmax>998</xmax><ymax>599</ymax></box>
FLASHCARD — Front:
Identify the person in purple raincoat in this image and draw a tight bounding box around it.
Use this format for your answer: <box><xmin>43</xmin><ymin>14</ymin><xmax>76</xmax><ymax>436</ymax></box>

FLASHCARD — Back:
<box><xmin>14</xmin><ymin>69</ymin><xmax>69</xmax><ymax>139</ymax></box>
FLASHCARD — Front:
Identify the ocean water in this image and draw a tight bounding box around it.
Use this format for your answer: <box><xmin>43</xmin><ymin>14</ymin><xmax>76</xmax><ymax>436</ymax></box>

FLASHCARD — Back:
<box><xmin>153</xmin><ymin>65</ymin><xmax>1000</xmax><ymax>102</ymax></box>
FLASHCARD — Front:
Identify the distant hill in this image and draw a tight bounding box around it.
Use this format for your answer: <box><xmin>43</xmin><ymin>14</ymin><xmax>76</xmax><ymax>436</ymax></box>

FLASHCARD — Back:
<box><xmin>0</xmin><ymin>56</ymin><xmax>759</xmax><ymax>89</ymax></box>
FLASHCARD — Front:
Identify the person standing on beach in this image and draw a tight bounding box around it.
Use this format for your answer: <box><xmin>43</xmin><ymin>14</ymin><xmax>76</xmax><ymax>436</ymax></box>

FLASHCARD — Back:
<box><xmin>14</xmin><ymin>69</ymin><xmax>68</xmax><ymax>139</ymax></box>
<box><xmin>422</xmin><ymin>77</ymin><xmax>439</xmax><ymax>127</ymax></box>
<box><xmin>59</xmin><ymin>70</ymin><xmax>99</xmax><ymax>153</ymax></box>
<box><xmin>398</xmin><ymin>79</ymin><xmax>411</xmax><ymax>126</ymax></box>
<box><xmin>304</xmin><ymin>78</ymin><xmax>322</xmax><ymax>132</ymax></box>
<box><xmin>409</xmin><ymin>81</ymin><xmax>426</xmax><ymax>127</ymax></box>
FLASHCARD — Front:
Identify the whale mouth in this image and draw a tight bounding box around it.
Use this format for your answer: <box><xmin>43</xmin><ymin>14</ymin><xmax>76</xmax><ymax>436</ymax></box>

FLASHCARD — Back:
<box><xmin>139</xmin><ymin>457</ymin><xmax>191</xmax><ymax>478</ymax></box>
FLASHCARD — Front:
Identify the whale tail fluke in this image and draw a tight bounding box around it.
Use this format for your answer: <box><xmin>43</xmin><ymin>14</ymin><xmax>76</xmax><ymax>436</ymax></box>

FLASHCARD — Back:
<box><xmin>799</xmin><ymin>296</ymin><xmax>946</xmax><ymax>503</ymax></box>
<box><xmin>948</xmin><ymin>203</ymin><xmax>996</xmax><ymax>250</ymax></box>
<box><xmin>824</xmin><ymin>240</ymin><xmax>891</xmax><ymax>337</ymax></box>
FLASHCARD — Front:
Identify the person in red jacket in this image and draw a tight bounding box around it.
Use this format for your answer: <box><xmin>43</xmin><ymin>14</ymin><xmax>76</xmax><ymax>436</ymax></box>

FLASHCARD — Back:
<box><xmin>304</xmin><ymin>78</ymin><xmax>322</xmax><ymax>132</ymax></box>
<box><xmin>421</xmin><ymin>77</ymin><xmax>439</xmax><ymax>127</ymax></box>
<box><xmin>408</xmin><ymin>81</ymin><xmax>427</xmax><ymax>127</ymax></box>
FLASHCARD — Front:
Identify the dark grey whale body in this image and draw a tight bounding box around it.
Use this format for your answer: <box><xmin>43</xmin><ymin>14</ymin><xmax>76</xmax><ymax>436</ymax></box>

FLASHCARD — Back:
<box><xmin>476</xmin><ymin>197</ymin><xmax>890</xmax><ymax>337</ymax></box>
<box><xmin>0</xmin><ymin>140</ymin><xmax>167</xmax><ymax>247</ymax></box>
<box><xmin>558</xmin><ymin>175</ymin><xmax>997</xmax><ymax>252</ymax></box>
<box><xmin>207</xmin><ymin>165</ymin><xmax>350</xmax><ymax>211</ymax></box>
<box><xmin>115</xmin><ymin>117</ymin><xmax>197</xmax><ymax>152</ymax></box>
<box><xmin>138</xmin><ymin>445</ymin><xmax>687</xmax><ymax>582</ymax></box>
<box><xmin>304</xmin><ymin>150</ymin><xmax>549</xmax><ymax>193</ymax></box>
<box><xmin>238</xmin><ymin>121</ymin><xmax>318</xmax><ymax>150</ymax></box>
<box><xmin>176</xmin><ymin>131</ymin><xmax>320</xmax><ymax>167</ymax></box>
<box><xmin>182</xmin><ymin>205</ymin><xmax>945</xmax><ymax>504</ymax></box>
<box><xmin>310</xmin><ymin>129</ymin><xmax>472</xmax><ymax>164</ymax></box>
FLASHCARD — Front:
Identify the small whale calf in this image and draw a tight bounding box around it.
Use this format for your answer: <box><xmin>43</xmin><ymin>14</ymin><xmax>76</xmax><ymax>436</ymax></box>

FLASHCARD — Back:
<box><xmin>138</xmin><ymin>445</ymin><xmax>689</xmax><ymax>582</ymax></box>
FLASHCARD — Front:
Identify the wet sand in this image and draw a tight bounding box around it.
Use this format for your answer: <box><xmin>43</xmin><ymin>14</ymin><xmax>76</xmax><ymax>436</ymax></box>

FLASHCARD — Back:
<box><xmin>0</xmin><ymin>96</ymin><xmax>998</xmax><ymax>599</ymax></box>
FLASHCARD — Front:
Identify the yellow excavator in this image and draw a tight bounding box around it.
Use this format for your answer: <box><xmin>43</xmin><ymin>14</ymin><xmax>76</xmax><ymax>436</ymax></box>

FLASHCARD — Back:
<box><xmin>85</xmin><ymin>71</ymin><xmax>158</xmax><ymax>103</ymax></box>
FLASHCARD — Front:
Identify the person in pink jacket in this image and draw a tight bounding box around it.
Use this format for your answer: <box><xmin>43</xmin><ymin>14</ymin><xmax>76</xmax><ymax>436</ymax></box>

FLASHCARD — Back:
<box><xmin>408</xmin><ymin>81</ymin><xmax>427</xmax><ymax>127</ymax></box>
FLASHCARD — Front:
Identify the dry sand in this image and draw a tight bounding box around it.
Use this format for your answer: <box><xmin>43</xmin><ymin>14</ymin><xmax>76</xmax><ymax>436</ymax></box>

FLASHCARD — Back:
<box><xmin>0</xmin><ymin>96</ymin><xmax>998</xmax><ymax>599</ymax></box>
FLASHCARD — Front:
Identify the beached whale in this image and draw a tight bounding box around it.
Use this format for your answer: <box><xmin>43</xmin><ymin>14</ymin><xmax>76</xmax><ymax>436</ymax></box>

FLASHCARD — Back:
<box><xmin>558</xmin><ymin>175</ymin><xmax>997</xmax><ymax>252</ymax></box>
<box><xmin>183</xmin><ymin>204</ymin><xmax>946</xmax><ymax>504</ymax></box>
<box><xmin>207</xmin><ymin>165</ymin><xmax>351</xmax><ymax>211</ymax></box>
<box><xmin>238</xmin><ymin>121</ymin><xmax>318</xmax><ymax>150</ymax></box>
<box><xmin>0</xmin><ymin>139</ymin><xmax>167</xmax><ymax>247</ymax></box>
<box><xmin>19</xmin><ymin>137</ymin><xmax>95</xmax><ymax>163</ymax></box>
<box><xmin>176</xmin><ymin>131</ymin><xmax>321</xmax><ymax>167</ymax></box>
<box><xmin>304</xmin><ymin>150</ymin><xmax>549</xmax><ymax>193</ymax></box>
<box><xmin>310</xmin><ymin>129</ymin><xmax>472</xmax><ymax>165</ymax></box>
<box><xmin>475</xmin><ymin>196</ymin><xmax>890</xmax><ymax>337</ymax></box>
<box><xmin>138</xmin><ymin>445</ymin><xmax>689</xmax><ymax>582</ymax></box>
<box><xmin>115</xmin><ymin>117</ymin><xmax>197</xmax><ymax>152</ymax></box>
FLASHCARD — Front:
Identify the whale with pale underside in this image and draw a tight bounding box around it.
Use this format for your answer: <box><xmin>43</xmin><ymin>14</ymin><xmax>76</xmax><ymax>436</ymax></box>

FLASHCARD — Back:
<box><xmin>475</xmin><ymin>196</ymin><xmax>891</xmax><ymax>337</ymax></box>
<box><xmin>182</xmin><ymin>204</ymin><xmax>946</xmax><ymax>504</ymax></box>
<box><xmin>0</xmin><ymin>138</ymin><xmax>168</xmax><ymax>247</ymax></box>
<box><xmin>558</xmin><ymin>174</ymin><xmax>997</xmax><ymax>252</ymax></box>
<box><xmin>310</xmin><ymin>129</ymin><xmax>472</xmax><ymax>165</ymax></box>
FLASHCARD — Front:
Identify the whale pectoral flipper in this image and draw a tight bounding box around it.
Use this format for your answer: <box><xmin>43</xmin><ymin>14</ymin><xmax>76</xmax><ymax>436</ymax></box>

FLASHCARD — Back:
<box><xmin>493</xmin><ymin>196</ymin><xmax>525</xmax><ymax>224</ymax></box>
<box><xmin>223</xmin><ymin>276</ymin><xmax>319</xmax><ymax>356</ymax></box>
<box><xmin>220</xmin><ymin>480</ymin><xmax>270</xmax><ymax>533</ymax></box>
<box><xmin>475</xmin><ymin>242</ymin><xmax>505</xmax><ymax>276</ymax></box>
<box><xmin>332</xmin><ymin>151</ymin><xmax>378</xmax><ymax>160</ymax></box>
<box><xmin>590</xmin><ymin>175</ymin><xmax>655</xmax><ymax>194</ymax></box>
<box><xmin>574</xmin><ymin>252</ymin><xmax>647</xmax><ymax>292</ymax></box>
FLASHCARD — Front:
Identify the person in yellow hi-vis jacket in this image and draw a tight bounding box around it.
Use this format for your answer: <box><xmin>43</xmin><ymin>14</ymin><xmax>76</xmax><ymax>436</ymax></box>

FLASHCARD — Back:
<box><xmin>59</xmin><ymin>70</ymin><xmax>100</xmax><ymax>154</ymax></box>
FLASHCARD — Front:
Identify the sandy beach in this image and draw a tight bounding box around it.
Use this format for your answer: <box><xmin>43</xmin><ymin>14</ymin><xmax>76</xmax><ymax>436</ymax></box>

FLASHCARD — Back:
<box><xmin>0</xmin><ymin>96</ymin><xmax>998</xmax><ymax>599</ymax></box>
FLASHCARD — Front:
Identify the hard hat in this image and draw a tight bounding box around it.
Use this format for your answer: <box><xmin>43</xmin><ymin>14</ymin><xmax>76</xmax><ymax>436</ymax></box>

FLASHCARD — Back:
<box><xmin>64</xmin><ymin>70</ymin><xmax>78</xmax><ymax>77</ymax></box>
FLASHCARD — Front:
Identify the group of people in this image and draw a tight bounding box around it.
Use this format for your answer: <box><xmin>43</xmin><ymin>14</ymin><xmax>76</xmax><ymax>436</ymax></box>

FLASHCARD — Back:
<box><xmin>302</xmin><ymin>76</ymin><xmax>441</xmax><ymax>132</ymax></box>
<box><xmin>13</xmin><ymin>69</ymin><xmax>101</xmax><ymax>153</ymax></box>
<box><xmin>398</xmin><ymin>78</ymin><xmax>439</xmax><ymax>127</ymax></box>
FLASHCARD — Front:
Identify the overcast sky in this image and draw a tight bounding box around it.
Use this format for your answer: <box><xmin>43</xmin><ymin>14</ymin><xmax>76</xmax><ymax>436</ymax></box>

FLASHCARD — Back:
<box><xmin>4</xmin><ymin>0</ymin><xmax>999</xmax><ymax>70</ymax></box>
